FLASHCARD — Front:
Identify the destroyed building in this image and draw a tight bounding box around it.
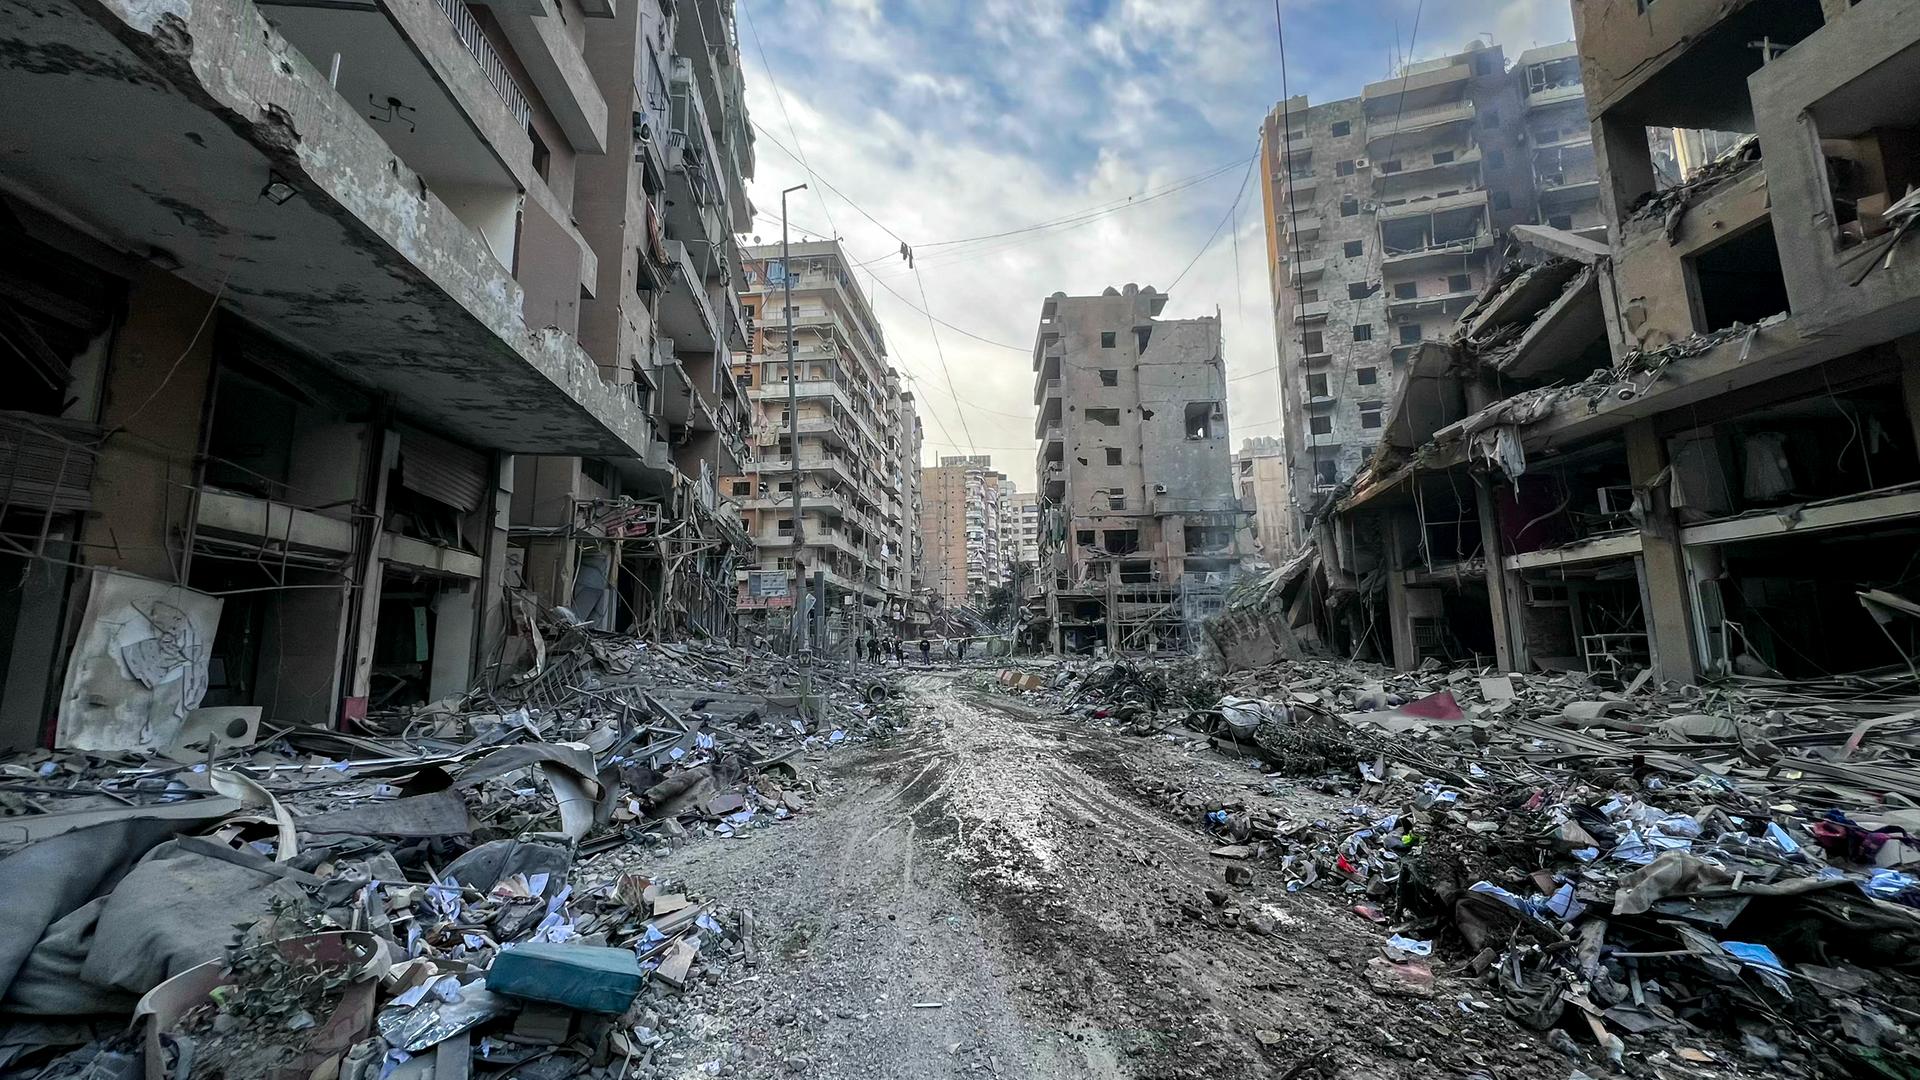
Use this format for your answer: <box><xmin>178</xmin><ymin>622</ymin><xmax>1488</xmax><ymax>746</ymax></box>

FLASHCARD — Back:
<box><xmin>1034</xmin><ymin>285</ymin><xmax>1249</xmax><ymax>654</ymax></box>
<box><xmin>0</xmin><ymin>0</ymin><xmax>760</xmax><ymax>744</ymax></box>
<box><xmin>1257</xmin><ymin>40</ymin><xmax>1603</xmax><ymax>548</ymax></box>
<box><xmin>919</xmin><ymin>455</ymin><xmax>1013</xmax><ymax>610</ymax></box>
<box><xmin>728</xmin><ymin>240</ymin><xmax>924</xmax><ymax>644</ymax></box>
<box><xmin>1235</xmin><ymin>436</ymin><xmax>1293</xmax><ymax>560</ymax></box>
<box><xmin>1251</xmin><ymin>0</ymin><xmax>1920</xmax><ymax>686</ymax></box>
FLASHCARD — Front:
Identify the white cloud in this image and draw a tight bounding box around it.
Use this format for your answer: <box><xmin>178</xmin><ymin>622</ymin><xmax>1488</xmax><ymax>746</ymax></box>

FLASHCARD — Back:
<box><xmin>737</xmin><ymin>0</ymin><xmax>1574</xmax><ymax>487</ymax></box>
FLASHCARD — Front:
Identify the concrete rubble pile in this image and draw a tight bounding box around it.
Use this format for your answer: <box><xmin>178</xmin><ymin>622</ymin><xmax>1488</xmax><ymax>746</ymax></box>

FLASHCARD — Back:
<box><xmin>996</xmin><ymin>656</ymin><xmax>1920</xmax><ymax>1078</ymax></box>
<box><xmin>0</xmin><ymin>614</ymin><xmax>900</xmax><ymax>1080</ymax></box>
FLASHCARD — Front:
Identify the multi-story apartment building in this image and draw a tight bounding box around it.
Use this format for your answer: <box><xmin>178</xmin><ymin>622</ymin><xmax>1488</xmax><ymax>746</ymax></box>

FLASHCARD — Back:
<box><xmin>1011</xmin><ymin>492</ymin><xmax>1042</xmax><ymax>573</ymax></box>
<box><xmin>730</xmin><ymin>240</ymin><xmax>920</xmax><ymax>646</ymax></box>
<box><xmin>514</xmin><ymin>0</ymin><xmax>758</xmax><ymax>642</ymax></box>
<box><xmin>1285</xmin><ymin>0</ymin><xmax>1920</xmax><ymax>687</ymax></box>
<box><xmin>0</xmin><ymin>0</ymin><xmax>759</xmax><ymax>746</ymax></box>
<box><xmin>1035</xmin><ymin>286</ymin><xmax>1248</xmax><ymax>654</ymax></box>
<box><xmin>1257</xmin><ymin>40</ymin><xmax>1602</xmax><ymax>545</ymax></box>
<box><xmin>919</xmin><ymin>456</ymin><xmax>1011</xmax><ymax>609</ymax></box>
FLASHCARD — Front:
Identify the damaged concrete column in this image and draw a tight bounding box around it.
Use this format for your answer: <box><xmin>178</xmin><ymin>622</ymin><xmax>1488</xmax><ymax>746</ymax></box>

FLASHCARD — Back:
<box><xmin>1473</xmin><ymin>475</ymin><xmax>1525</xmax><ymax>673</ymax></box>
<box><xmin>1625</xmin><ymin>419</ymin><xmax>1698</xmax><ymax>685</ymax></box>
<box><xmin>342</xmin><ymin>421</ymin><xmax>397</xmax><ymax>724</ymax></box>
<box><xmin>86</xmin><ymin>268</ymin><xmax>218</xmax><ymax>583</ymax></box>
<box><xmin>475</xmin><ymin>452</ymin><xmax>515</xmax><ymax>681</ymax></box>
<box><xmin>1384</xmin><ymin>512</ymin><xmax>1417</xmax><ymax>670</ymax></box>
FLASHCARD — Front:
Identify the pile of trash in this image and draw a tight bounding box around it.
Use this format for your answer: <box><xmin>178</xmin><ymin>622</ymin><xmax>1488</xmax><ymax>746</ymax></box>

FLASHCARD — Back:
<box><xmin>0</xmin><ymin>617</ymin><xmax>898</xmax><ymax>1080</ymax></box>
<box><xmin>1001</xmin><ymin>655</ymin><xmax>1920</xmax><ymax>1077</ymax></box>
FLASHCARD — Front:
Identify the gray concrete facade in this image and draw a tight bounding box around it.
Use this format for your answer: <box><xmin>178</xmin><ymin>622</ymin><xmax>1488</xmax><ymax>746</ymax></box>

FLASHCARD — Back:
<box><xmin>1257</xmin><ymin>41</ymin><xmax>1602</xmax><ymax>545</ymax></box>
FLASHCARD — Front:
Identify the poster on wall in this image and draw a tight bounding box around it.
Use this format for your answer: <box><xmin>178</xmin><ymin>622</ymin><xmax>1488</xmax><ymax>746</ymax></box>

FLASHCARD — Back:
<box><xmin>56</xmin><ymin>569</ymin><xmax>223</xmax><ymax>751</ymax></box>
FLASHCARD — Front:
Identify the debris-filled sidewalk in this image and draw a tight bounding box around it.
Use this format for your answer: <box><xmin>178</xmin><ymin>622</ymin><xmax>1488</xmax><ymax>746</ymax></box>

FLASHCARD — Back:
<box><xmin>987</xmin><ymin>656</ymin><xmax>1920</xmax><ymax>1079</ymax></box>
<box><xmin>0</xmin><ymin>611</ymin><xmax>902</xmax><ymax>1080</ymax></box>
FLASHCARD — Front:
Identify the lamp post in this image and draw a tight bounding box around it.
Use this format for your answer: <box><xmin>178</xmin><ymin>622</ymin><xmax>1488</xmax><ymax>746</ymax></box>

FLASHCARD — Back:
<box><xmin>781</xmin><ymin>183</ymin><xmax>808</xmax><ymax>653</ymax></box>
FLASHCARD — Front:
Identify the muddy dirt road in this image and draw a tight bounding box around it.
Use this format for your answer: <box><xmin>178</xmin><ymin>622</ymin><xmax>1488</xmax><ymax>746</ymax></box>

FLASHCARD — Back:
<box><xmin>593</xmin><ymin>673</ymin><xmax>1581</xmax><ymax>1080</ymax></box>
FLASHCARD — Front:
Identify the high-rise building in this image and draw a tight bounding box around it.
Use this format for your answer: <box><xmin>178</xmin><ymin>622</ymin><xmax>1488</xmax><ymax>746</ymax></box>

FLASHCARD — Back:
<box><xmin>1293</xmin><ymin>0</ymin><xmax>1920</xmax><ymax>687</ymax></box>
<box><xmin>730</xmin><ymin>240</ymin><xmax>920</xmax><ymax>645</ymax></box>
<box><xmin>0</xmin><ymin>0</ymin><xmax>759</xmax><ymax>742</ymax></box>
<box><xmin>515</xmin><ymin>0</ymin><xmax>759</xmax><ymax>641</ymax></box>
<box><xmin>920</xmin><ymin>455</ymin><xmax>1011</xmax><ymax>609</ymax></box>
<box><xmin>1011</xmin><ymin>492</ymin><xmax>1042</xmax><ymax>570</ymax></box>
<box><xmin>1034</xmin><ymin>285</ymin><xmax>1248</xmax><ymax>654</ymax></box>
<box><xmin>1257</xmin><ymin>40</ymin><xmax>1601</xmax><ymax>544</ymax></box>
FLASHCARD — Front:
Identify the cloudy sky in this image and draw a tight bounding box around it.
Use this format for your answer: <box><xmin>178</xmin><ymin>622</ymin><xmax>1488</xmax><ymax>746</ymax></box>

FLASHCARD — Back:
<box><xmin>738</xmin><ymin>0</ymin><xmax>1575</xmax><ymax>488</ymax></box>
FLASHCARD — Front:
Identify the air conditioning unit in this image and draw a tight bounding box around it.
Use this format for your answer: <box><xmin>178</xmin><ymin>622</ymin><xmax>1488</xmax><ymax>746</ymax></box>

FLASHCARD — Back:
<box><xmin>1355</xmin><ymin>157</ymin><xmax>1371</xmax><ymax>170</ymax></box>
<box><xmin>1153</xmin><ymin>483</ymin><xmax>1168</xmax><ymax>494</ymax></box>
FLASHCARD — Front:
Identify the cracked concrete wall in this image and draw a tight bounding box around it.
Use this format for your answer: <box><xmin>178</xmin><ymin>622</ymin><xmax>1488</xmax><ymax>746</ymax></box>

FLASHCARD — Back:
<box><xmin>0</xmin><ymin>0</ymin><xmax>651</xmax><ymax>457</ymax></box>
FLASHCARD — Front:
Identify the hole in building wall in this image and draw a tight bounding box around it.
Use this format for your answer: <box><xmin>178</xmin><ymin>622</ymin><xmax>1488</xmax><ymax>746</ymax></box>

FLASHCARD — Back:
<box><xmin>1688</xmin><ymin>221</ymin><xmax>1790</xmax><ymax>331</ymax></box>
<box><xmin>1809</xmin><ymin>39</ymin><xmax>1920</xmax><ymax>247</ymax></box>
<box><xmin>1667</xmin><ymin>377</ymin><xmax>1920</xmax><ymax>518</ymax></box>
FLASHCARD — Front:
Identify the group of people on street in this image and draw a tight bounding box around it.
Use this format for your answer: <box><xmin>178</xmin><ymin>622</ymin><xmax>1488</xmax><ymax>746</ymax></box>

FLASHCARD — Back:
<box><xmin>855</xmin><ymin>632</ymin><xmax>975</xmax><ymax>666</ymax></box>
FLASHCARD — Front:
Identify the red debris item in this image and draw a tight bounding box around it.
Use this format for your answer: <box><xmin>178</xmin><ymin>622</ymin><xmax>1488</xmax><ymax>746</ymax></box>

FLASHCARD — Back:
<box><xmin>1336</xmin><ymin>854</ymin><xmax>1359</xmax><ymax>876</ymax></box>
<box><xmin>1092</xmin><ymin>708</ymin><xmax>1112</xmax><ymax>719</ymax></box>
<box><xmin>1352</xmin><ymin>903</ymin><xmax>1388</xmax><ymax>923</ymax></box>
<box><xmin>1398</xmin><ymin>690</ymin><xmax>1465</xmax><ymax>721</ymax></box>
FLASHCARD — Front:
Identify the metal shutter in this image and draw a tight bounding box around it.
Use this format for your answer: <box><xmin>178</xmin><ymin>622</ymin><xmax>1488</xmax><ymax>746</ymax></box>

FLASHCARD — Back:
<box><xmin>398</xmin><ymin>426</ymin><xmax>488</xmax><ymax>513</ymax></box>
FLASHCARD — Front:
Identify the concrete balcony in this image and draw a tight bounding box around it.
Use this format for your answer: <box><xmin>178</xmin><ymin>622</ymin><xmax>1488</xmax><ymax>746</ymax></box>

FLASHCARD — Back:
<box><xmin>1538</xmin><ymin>176</ymin><xmax>1602</xmax><ymax>206</ymax></box>
<box><xmin>1363</xmin><ymin>61</ymin><xmax>1470</xmax><ymax>110</ymax></box>
<box><xmin>476</xmin><ymin>0</ymin><xmax>607</xmax><ymax>152</ymax></box>
<box><xmin>658</xmin><ymin>241</ymin><xmax>719</xmax><ymax>351</ymax></box>
<box><xmin>1525</xmin><ymin>82</ymin><xmax>1586</xmax><ymax>111</ymax></box>
<box><xmin>1372</xmin><ymin>147</ymin><xmax>1482</xmax><ymax>193</ymax></box>
<box><xmin>1381</xmin><ymin>232</ymin><xmax>1495</xmax><ymax>272</ymax></box>
<box><xmin>1753</xmin><ymin>0</ymin><xmax>1920</xmax><ymax>346</ymax></box>
<box><xmin>1288</xmin><ymin>258</ymin><xmax>1327</xmax><ymax>283</ymax></box>
<box><xmin>1292</xmin><ymin>300</ymin><xmax>1330</xmax><ymax>324</ymax></box>
<box><xmin>666</xmin><ymin>56</ymin><xmax>728</xmax><ymax>252</ymax></box>
<box><xmin>1378</xmin><ymin>188</ymin><xmax>1488</xmax><ymax>221</ymax></box>
<box><xmin>1041</xmin><ymin>427</ymin><xmax>1064</xmax><ymax>462</ymax></box>
<box><xmin>1277</xmin><ymin>172</ymin><xmax>1319</xmax><ymax>203</ymax></box>
<box><xmin>1034</xmin><ymin>376</ymin><xmax>1062</xmax><ymax>408</ymax></box>
<box><xmin>1283</xmin><ymin>213</ymin><xmax>1322</xmax><ymax>241</ymax></box>
<box><xmin>1035</xmin><ymin>394</ymin><xmax>1063</xmax><ymax>438</ymax></box>
<box><xmin>1387</xmin><ymin>286</ymin><xmax>1479</xmax><ymax>316</ymax></box>
<box><xmin>0</xmin><ymin>0</ymin><xmax>653</xmax><ymax>461</ymax></box>
<box><xmin>1364</xmin><ymin>101</ymin><xmax>1475</xmax><ymax>151</ymax></box>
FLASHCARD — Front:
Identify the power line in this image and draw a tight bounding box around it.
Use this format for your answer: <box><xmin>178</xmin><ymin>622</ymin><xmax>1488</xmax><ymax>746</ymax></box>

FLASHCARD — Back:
<box><xmin>863</xmin><ymin>271</ymin><xmax>1030</xmax><ymax>352</ymax></box>
<box><xmin>913</xmin><ymin>266</ymin><xmax>976</xmax><ymax>457</ymax></box>
<box><xmin>739</xmin><ymin>3</ymin><xmax>839</xmax><ymax>240</ymax></box>
<box><xmin>750</xmin><ymin>120</ymin><xmax>903</xmax><ymax>247</ymax></box>
<box><xmin>1167</xmin><ymin>151</ymin><xmax>1258</xmax><ymax>293</ymax></box>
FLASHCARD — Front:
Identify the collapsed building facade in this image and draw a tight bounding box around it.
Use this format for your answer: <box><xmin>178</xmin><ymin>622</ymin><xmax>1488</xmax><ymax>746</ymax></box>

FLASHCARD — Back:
<box><xmin>0</xmin><ymin>0</ymin><xmax>758</xmax><ymax>746</ymax></box>
<box><xmin>1243</xmin><ymin>0</ymin><xmax>1920</xmax><ymax>686</ymax></box>
<box><xmin>1034</xmin><ymin>286</ymin><xmax>1249</xmax><ymax>654</ymax></box>
<box><xmin>729</xmin><ymin>240</ymin><xmax>925</xmax><ymax>646</ymax></box>
<box><xmin>1257</xmin><ymin>40</ymin><xmax>1604</xmax><ymax>549</ymax></box>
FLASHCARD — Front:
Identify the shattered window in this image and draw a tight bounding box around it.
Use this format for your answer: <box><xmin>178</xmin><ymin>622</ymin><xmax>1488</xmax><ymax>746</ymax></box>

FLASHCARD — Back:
<box><xmin>1359</xmin><ymin>400</ymin><xmax>1384</xmax><ymax>428</ymax></box>
<box><xmin>1330</xmin><ymin>120</ymin><xmax>1351</xmax><ymax>137</ymax></box>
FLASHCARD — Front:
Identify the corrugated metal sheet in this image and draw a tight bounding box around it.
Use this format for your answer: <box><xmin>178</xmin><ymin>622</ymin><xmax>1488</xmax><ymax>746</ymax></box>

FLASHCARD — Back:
<box><xmin>0</xmin><ymin>412</ymin><xmax>97</xmax><ymax>514</ymax></box>
<box><xmin>398</xmin><ymin>426</ymin><xmax>487</xmax><ymax>512</ymax></box>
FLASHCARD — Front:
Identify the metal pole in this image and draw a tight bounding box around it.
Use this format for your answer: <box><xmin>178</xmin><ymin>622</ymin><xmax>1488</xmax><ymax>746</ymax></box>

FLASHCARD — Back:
<box><xmin>781</xmin><ymin>183</ymin><xmax>807</xmax><ymax>654</ymax></box>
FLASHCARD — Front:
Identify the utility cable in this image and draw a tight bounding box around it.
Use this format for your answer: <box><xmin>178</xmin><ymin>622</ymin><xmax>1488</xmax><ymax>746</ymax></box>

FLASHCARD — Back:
<box><xmin>740</xmin><ymin>2</ymin><xmax>839</xmax><ymax>241</ymax></box>
<box><xmin>1167</xmin><ymin>151</ymin><xmax>1257</xmax><ymax>293</ymax></box>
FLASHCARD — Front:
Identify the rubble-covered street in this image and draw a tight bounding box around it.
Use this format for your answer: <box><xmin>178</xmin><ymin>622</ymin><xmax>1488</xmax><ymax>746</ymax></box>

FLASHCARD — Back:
<box><xmin>10</xmin><ymin>618</ymin><xmax>1917</xmax><ymax>1080</ymax></box>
